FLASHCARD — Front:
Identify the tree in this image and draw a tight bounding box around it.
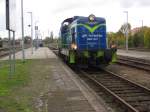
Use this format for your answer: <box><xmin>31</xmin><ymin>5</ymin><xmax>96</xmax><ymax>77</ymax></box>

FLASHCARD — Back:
<box><xmin>128</xmin><ymin>35</ymin><xmax>134</xmax><ymax>47</ymax></box>
<box><xmin>120</xmin><ymin>23</ymin><xmax>131</xmax><ymax>34</ymax></box>
<box><xmin>107</xmin><ymin>32</ymin><xmax>116</xmax><ymax>47</ymax></box>
<box><xmin>132</xmin><ymin>31</ymin><xmax>144</xmax><ymax>47</ymax></box>
<box><xmin>115</xmin><ymin>31</ymin><xmax>125</xmax><ymax>47</ymax></box>
<box><xmin>118</xmin><ymin>23</ymin><xmax>131</xmax><ymax>48</ymax></box>
<box><xmin>144</xmin><ymin>28</ymin><xmax>150</xmax><ymax>48</ymax></box>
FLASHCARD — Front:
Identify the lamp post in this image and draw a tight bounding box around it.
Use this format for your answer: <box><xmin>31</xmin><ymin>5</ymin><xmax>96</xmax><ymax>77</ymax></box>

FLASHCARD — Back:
<box><xmin>35</xmin><ymin>21</ymin><xmax>39</xmax><ymax>49</ymax></box>
<box><xmin>27</xmin><ymin>12</ymin><xmax>33</xmax><ymax>54</ymax></box>
<box><xmin>21</xmin><ymin>0</ymin><xmax>25</xmax><ymax>61</ymax></box>
<box><xmin>142</xmin><ymin>20</ymin><xmax>143</xmax><ymax>28</ymax></box>
<box><xmin>124</xmin><ymin>11</ymin><xmax>128</xmax><ymax>52</ymax></box>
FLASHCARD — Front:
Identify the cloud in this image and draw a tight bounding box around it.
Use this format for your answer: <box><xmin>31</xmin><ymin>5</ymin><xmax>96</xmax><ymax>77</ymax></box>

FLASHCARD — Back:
<box><xmin>0</xmin><ymin>0</ymin><xmax>3</xmax><ymax>3</ymax></box>
<box><xmin>53</xmin><ymin>3</ymin><xmax>83</xmax><ymax>13</ymax></box>
<box><xmin>52</xmin><ymin>0</ymin><xmax>86</xmax><ymax>14</ymax></box>
<box><xmin>0</xmin><ymin>0</ymin><xmax>6</xmax><ymax>31</ymax></box>
<box><xmin>137</xmin><ymin>0</ymin><xmax>150</xmax><ymax>7</ymax></box>
<box><xmin>1</xmin><ymin>0</ymin><xmax>150</xmax><ymax>38</ymax></box>
<box><xmin>91</xmin><ymin>0</ymin><xmax>112</xmax><ymax>6</ymax></box>
<box><xmin>120</xmin><ymin>0</ymin><xmax>150</xmax><ymax>8</ymax></box>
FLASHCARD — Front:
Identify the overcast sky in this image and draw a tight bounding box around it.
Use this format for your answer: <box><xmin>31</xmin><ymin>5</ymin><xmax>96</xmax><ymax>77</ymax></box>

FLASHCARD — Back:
<box><xmin>0</xmin><ymin>0</ymin><xmax>150</xmax><ymax>38</ymax></box>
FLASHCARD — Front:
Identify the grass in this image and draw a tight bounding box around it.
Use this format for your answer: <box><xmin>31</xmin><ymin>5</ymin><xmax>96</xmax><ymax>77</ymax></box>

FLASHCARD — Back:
<box><xmin>0</xmin><ymin>59</ymin><xmax>55</xmax><ymax>112</ymax></box>
<box><xmin>0</xmin><ymin>60</ymin><xmax>32</xmax><ymax>112</ymax></box>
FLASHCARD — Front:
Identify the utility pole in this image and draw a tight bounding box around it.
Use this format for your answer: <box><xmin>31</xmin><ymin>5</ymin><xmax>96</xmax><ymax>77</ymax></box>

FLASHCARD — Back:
<box><xmin>124</xmin><ymin>11</ymin><xmax>128</xmax><ymax>52</ymax></box>
<box><xmin>50</xmin><ymin>31</ymin><xmax>53</xmax><ymax>42</ymax></box>
<box><xmin>6</xmin><ymin>0</ymin><xmax>16</xmax><ymax>75</ymax></box>
<box><xmin>27</xmin><ymin>12</ymin><xmax>33</xmax><ymax>54</ymax></box>
<box><xmin>21</xmin><ymin>0</ymin><xmax>25</xmax><ymax>61</ymax></box>
<box><xmin>12</xmin><ymin>31</ymin><xmax>15</xmax><ymax>73</ymax></box>
<box><xmin>142</xmin><ymin>20</ymin><xmax>143</xmax><ymax>28</ymax></box>
<box><xmin>35</xmin><ymin>26</ymin><xmax>38</xmax><ymax>49</ymax></box>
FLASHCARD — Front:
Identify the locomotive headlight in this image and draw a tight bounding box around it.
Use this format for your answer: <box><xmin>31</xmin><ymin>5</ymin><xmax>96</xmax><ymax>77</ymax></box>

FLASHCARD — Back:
<box><xmin>71</xmin><ymin>43</ymin><xmax>77</xmax><ymax>50</ymax></box>
<box><xmin>89</xmin><ymin>14</ymin><xmax>95</xmax><ymax>22</ymax></box>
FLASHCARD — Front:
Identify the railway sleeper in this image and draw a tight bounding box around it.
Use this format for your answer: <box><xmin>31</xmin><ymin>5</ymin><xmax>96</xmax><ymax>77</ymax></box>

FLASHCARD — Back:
<box><xmin>100</xmin><ymin>82</ymin><xmax>131</xmax><ymax>86</ymax></box>
<box><xmin>125</xmin><ymin>98</ymin><xmax>150</xmax><ymax>104</ymax></box>
<box><xmin>94</xmin><ymin>77</ymin><xmax>116</xmax><ymax>80</ymax></box>
<box><xmin>102</xmin><ymin>84</ymin><xmax>135</xmax><ymax>88</ymax></box>
<box><xmin>95</xmin><ymin>78</ymin><xmax>125</xmax><ymax>82</ymax></box>
<box><xmin>105</xmin><ymin>85</ymin><xmax>136</xmax><ymax>89</ymax></box>
<box><xmin>118</xmin><ymin>60</ymin><xmax>150</xmax><ymax>71</ymax></box>
<box><xmin>119</xmin><ymin>58</ymin><xmax>150</xmax><ymax>66</ymax></box>
<box><xmin>97</xmin><ymin>80</ymin><xmax>124</xmax><ymax>83</ymax></box>
<box><xmin>131</xmin><ymin>101</ymin><xmax>150</xmax><ymax>106</ymax></box>
<box><xmin>96</xmin><ymin>85</ymin><xmax>132</xmax><ymax>90</ymax></box>
<box><xmin>130</xmin><ymin>103</ymin><xmax>150</xmax><ymax>112</ymax></box>
<box><xmin>121</xmin><ymin>96</ymin><xmax>150</xmax><ymax>102</ymax></box>
<box><xmin>116</xmin><ymin>92</ymin><xmax>147</xmax><ymax>97</ymax></box>
<box><xmin>109</xmin><ymin>87</ymin><xmax>139</xmax><ymax>91</ymax></box>
<box><xmin>131</xmin><ymin>102</ymin><xmax>150</xmax><ymax>111</ymax></box>
<box><xmin>114</xmin><ymin>90</ymin><xmax>142</xmax><ymax>94</ymax></box>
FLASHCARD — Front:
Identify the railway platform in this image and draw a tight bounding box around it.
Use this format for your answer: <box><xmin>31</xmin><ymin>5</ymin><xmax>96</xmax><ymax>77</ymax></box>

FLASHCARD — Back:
<box><xmin>117</xmin><ymin>49</ymin><xmax>150</xmax><ymax>60</ymax></box>
<box><xmin>0</xmin><ymin>47</ymin><xmax>56</xmax><ymax>60</ymax></box>
<box><xmin>0</xmin><ymin>47</ymin><xmax>108</xmax><ymax>112</ymax></box>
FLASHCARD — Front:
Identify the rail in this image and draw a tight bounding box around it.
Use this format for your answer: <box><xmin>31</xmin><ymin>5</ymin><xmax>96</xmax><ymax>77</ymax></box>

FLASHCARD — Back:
<box><xmin>79</xmin><ymin>68</ymin><xmax>150</xmax><ymax>112</ymax></box>
<box><xmin>117</xmin><ymin>55</ymin><xmax>150</xmax><ymax>71</ymax></box>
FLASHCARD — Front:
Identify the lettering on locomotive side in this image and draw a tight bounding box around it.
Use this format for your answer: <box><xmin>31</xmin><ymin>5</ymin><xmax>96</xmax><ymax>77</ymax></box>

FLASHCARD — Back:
<box><xmin>87</xmin><ymin>38</ymin><xmax>99</xmax><ymax>41</ymax></box>
<box><xmin>82</xmin><ymin>34</ymin><xmax>103</xmax><ymax>38</ymax></box>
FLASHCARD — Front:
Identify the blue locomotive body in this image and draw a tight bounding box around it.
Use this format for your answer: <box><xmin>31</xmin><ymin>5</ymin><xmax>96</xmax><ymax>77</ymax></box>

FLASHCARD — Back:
<box><xmin>75</xmin><ymin>16</ymin><xmax>106</xmax><ymax>50</ymax></box>
<box><xmin>58</xmin><ymin>15</ymin><xmax>117</xmax><ymax>66</ymax></box>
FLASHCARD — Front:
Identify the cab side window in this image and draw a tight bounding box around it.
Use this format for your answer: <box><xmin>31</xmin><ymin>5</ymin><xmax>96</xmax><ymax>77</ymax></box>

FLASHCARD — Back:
<box><xmin>71</xmin><ymin>28</ymin><xmax>75</xmax><ymax>43</ymax></box>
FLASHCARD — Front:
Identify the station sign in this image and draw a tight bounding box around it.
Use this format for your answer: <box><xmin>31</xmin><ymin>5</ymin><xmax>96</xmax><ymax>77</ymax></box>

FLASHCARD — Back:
<box><xmin>6</xmin><ymin>0</ymin><xmax>16</xmax><ymax>31</ymax></box>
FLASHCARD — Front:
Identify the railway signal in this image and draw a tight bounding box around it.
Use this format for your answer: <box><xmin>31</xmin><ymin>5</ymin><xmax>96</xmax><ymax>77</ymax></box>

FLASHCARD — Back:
<box><xmin>6</xmin><ymin>0</ymin><xmax>16</xmax><ymax>75</ymax></box>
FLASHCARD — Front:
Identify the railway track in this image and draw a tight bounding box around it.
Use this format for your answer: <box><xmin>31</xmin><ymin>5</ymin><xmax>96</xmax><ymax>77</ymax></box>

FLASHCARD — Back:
<box><xmin>118</xmin><ymin>48</ymin><xmax>150</xmax><ymax>52</ymax></box>
<box><xmin>77</xmin><ymin>68</ymin><xmax>150</xmax><ymax>112</ymax></box>
<box><xmin>50</xmin><ymin>47</ymin><xmax>150</xmax><ymax>111</ymax></box>
<box><xmin>0</xmin><ymin>48</ymin><xmax>10</xmax><ymax>57</ymax></box>
<box><xmin>0</xmin><ymin>46</ymin><xmax>30</xmax><ymax>58</ymax></box>
<box><xmin>117</xmin><ymin>56</ymin><xmax>150</xmax><ymax>71</ymax></box>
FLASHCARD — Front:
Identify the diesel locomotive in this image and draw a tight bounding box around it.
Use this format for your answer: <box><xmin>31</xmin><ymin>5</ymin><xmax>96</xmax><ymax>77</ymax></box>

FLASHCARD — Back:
<box><xmin>58</xmin><ymin>14</ymin><xmax>117</xmax><ymax>66</ymax></box>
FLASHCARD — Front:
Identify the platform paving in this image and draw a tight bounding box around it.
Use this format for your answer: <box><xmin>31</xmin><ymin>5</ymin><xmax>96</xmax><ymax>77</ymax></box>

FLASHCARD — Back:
<box><xmin>117</xmin><ymin>49</ymin><xmax>150</xmax><ymax>60</ymax></box>
<box><xmin>0</xmin><ymin>47</ymin><xmax>108</xmax><ymax>112</ymax></box>
<box><xmin>44</xmin><ymin>58</ymin><xmax>109</xmax><ymax>112</ymax></box>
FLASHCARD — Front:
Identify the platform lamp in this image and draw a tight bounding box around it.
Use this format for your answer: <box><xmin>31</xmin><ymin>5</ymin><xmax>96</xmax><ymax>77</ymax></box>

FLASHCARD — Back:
<box><xmin>35</xmin><ymin>21</ymin><xmax>39</xmax><ymax>49</ymax></box>
<box><xmin>124</xmin><ymin>11</ymin><xmax>129</xmax><ymax>52</ymax></box>
<box><xmin>27</xmin><ymin>12</ymin><xmax>33</xmax><ymax>54</ymax></box>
